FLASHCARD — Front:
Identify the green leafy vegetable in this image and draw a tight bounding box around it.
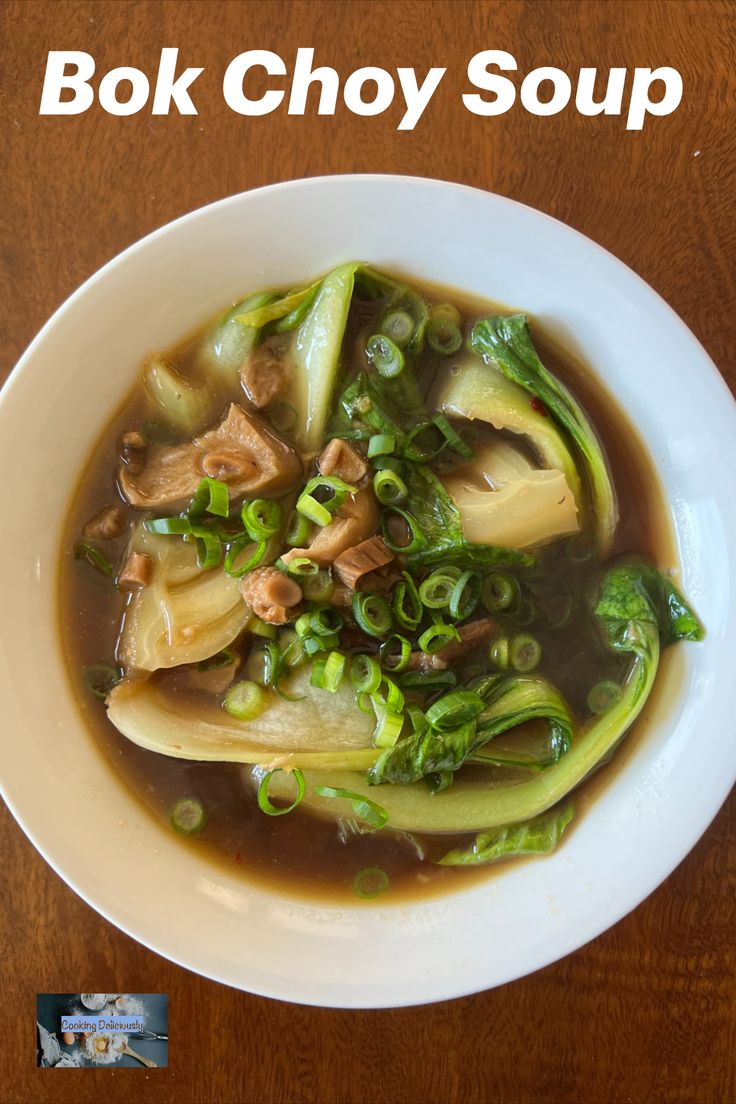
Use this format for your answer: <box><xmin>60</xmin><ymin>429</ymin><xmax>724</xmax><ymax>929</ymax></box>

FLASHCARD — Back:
<box><xmin>402</xmin><ymin>462</ymin><xmax>532</xmax><ymax>568</ymax></box>
<box><xmin>197</xmin><ymin>291</ymin><xmax>276</xmax><ymax>382</ymax></box>
<box><xmin>471</xmin><ymin>314</ymin><xmax>617</xmax><ymax>553</ymax></box>
<box><xmin>437</xmin><ymin>804</ymin><xmax>574</xmax><ymax>866</ymax></box>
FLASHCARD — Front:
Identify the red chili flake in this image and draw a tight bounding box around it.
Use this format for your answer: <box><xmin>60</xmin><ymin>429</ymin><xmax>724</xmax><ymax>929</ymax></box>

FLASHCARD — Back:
<box><xmin>530</xmin><ymin>397</ymin><xmax>548</xmax><ymax>417</ymax></box>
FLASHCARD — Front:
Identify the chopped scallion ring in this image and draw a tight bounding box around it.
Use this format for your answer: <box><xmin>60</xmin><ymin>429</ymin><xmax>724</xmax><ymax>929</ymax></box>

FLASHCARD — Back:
<box><xmin>367</xmin><ymin>433</ymin><xmax>396</xmax><ymax>459</ymax></box>
<box><xmin>242</xmin><ymin>498</ymin><xmax>282</xmax><ymax>540</ymax></box>
<box><xmin>284</xmin><ymin>509</ymin><xmax>312</xmax><ymax>546</ymax></box>
<box><xmin>223</xmin><ymin>680</ymin><xmax>268</xmax><ymax>720</ymax></box>
<box><xmin>432</xmin><ymin>414</ymin><xmax>473</xmax><ymax>459</ymax></box>
<box><xmin>510</xmin><ymin>633</ymin><xmax>542</xmax><ymax>672</ymax></box>
<box><xmin>488</xmin><ymin>636</ymin><xmax>510</xmax><ymax>669</ymax></box>
<box><xmin>170</xmin><ymin>796</ymin><xmax>207</xmax><ymax>835</ymax></box>
<box><xmin>402</xmin><ymin>421</ymin><xmax>445</xmax><ymax>462</ymax></box>
<box><xmin>418</xmin><ymin>622</ymin><xmax>460</xmax><ymax>654</ymax></box>
<box><xmin>223</xmin><ymin>536</ymin><xmax>267</xmax><ymax>577</ymax></box>
<box><xmin>352</xmin><ymin>866</ymin><xmax>390</xmax><ymax>899</ymax></box>
<box><xmin>352</xmin><ymin>592</ymin><xmax>392</xmax><ymax>638</ymax></box>
<box><xmin>188</xmin><ymin>477</ymin><xmax>230</xmax><ymax>520</ymax></box>
<box><xmin>482</xmin><ymin>572</ymin><xmax>520</xmax><ymax>613</ymax></box>
<box><xmin>284</xmin><ymin>556</ymin><xmax>320</xmax><ymax>577</ymax></box>
<box><xmin>419</xmin><ymin>567</ymin><xmax>461</xmax><ymax>609</ymax></box>
<box><xmin>366</xmin><ymin>333</ymin><xmax>405</xmax><ymax>378</ymax></box>
<box><xmin>381</xmin><ymin>507</ymin><xmax>425</xmax><ymax>555</ymax></box>
<box><xmin>144</xmin><ymin>517</ymin><xmax>192</xmax><ymax>536</ymax></box>
<box><xmin>308</xmin><ymin>607</ymin><xmax>343</xmax><ymax>637</ymax></box>
<box><xmin>449</xmin><ymin>569</ymin><xmax>481</xmax><ymax>621</ymax></box>
<box><xmin>379</xmin><ymin>634</ymin><xmax>412</xmax><ymax>673</ymax></box>
<box><xmin>392</xmin><ymin>571</ymin><xmax>423</xmax><ymax>630</ymax></box>
<box><xmin>314</xmin><ymin>785</ymin><xmax>389</xmax><ymax>830</ymax></box>
<box><xmin>380</xmin><ymin>308</ymin><xmax>415</xmax><ymax>347</ymax></box>
<box><xmin>190</xmin><ymin>524</ymin><xmax>222</xmax><ymax>570</ymax></box>
<box><xmin>257</xmin><ymin>768</ymin><xmax>306</xmax><ymax>816</ymax></box>
<box><xmin>425</xmin><ymin>689</ymin><xmax>485</xmax><ymax>730</ymax></box>
<box><xmin>350</xmin><ymin>653</ymin><xmax>383</xmax><ymax>694</ymax></box>
<box><xmin>372</xmin><ymin>704</ymin><xmax>404</xmax><ymax>748</ymax></box>
<box><xmin>83</xmin><ymin>664</ymin><xmax>120</xmax><ymax>700</ymax></box>
<box><xmin>373</xmin><ymin>676</ymin><xmax>405</xmax><ymax>713</ymax></box>
<box><xmin>295</xmin><ymin>493</ymin><xmax>332</xmax><ymax>527</ymax></box>
<box><xmin>427</xmin><ymin>317</ymin><xmax>463</xmax><ymax>356</ymax></box>
<box><xmin>268</xmin><ymin>401</ymin><xmax>299</xmax><ymax>432</ymax></box>
<box><xmin>399</xmin><ymin>668</ymin><xmax>457</xmax><ymax>691</ymax></box>
<box><xmin>302</xmin><ymin>568</ymin><xmax>334</xmax><ymax>602</ymax></box>
<box><xmin>373</xmin><ymin>468</ymin><xmax>408</xmax><ymax>506</ymax></box>
<box><xmin>587</xmin><ymin>679</ymin><xmax>622</xmax><ymax>715</ymax></box>
<box><xmin>322</xmin><ymin>650</ymin><xmax>347</xmax><ymax>692</ymax></box>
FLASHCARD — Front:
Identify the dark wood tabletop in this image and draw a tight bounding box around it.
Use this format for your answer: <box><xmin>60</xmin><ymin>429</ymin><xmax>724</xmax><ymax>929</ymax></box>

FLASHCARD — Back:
<box><xmin>2</xmin><ymin>2</ymin><xmax>734</xmax><ymax>1102</ymax></box>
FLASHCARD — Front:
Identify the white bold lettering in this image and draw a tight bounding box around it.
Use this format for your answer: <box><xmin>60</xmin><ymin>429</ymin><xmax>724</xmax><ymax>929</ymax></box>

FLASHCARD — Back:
<box><xmin>343</xmin><ymin>67</ymin><xmax>394</xmax><ymax>116</ymax></box>
<box><xmin>98</xmin><ymin>67</ymin><xmax>150</xmax><ymax>116</ymax></box>
<box><xmin>520</xmin><ymin>67</ymin><xmax>571</xmax><ymax>116</ymax></box>
<box><xmin>627</xmin><ymin>67</ymin><xmax>683</xmax><ymax>130</ymax></box>
<box><xmin>396</xmin><ymin>66</ymin><xmax>446</xmax><ymax>131</ymax></box>
<box><xmin>288</xmin><ymin>47</ymin><xmax>339</xmax><ymax>115</ymax></box>
<box><xmin>152</xmin><ymin>47</ymin><xmax>203</xmax><ymax>115</ymax></box>
<box><xmin>463</xmin><ymin>50</ymin><xmax>517</xmax><ymax>116</ymax></box>
<box><xmin>39</xmin><ymin>51</ymin><xmax>95</xmax><ymax>115</ymax></box>
<box><xmin>223</xmin><ymin>50</ymin><xmax>286</xmax><ymax>116</ymax></box>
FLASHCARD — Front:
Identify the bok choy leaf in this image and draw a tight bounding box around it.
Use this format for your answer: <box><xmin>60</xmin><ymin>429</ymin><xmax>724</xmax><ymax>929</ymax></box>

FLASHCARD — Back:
<box><xmin>470</xmin><ymin>314</ymin><xmax>618</xmax><ymax>554</ymax></box>
<box><xmin>437</xmin><ymin>803</ymin><xmax>574</xmax><ymax>866</ymax></box>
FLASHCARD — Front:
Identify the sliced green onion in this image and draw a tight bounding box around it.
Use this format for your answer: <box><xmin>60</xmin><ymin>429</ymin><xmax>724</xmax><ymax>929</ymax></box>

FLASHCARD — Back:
<box><xmin>170</xmin><ymin>796</ymin><xmax>207</xmax><ymax>835</ymax></box>
<box><xmin>257</xmin><ymin>768</ymin><xmax>306</xmax><ymax>816</ymax></box>
<box><xmin>310</xmin><ymin>657</ymin><xmax>326</xmax><ymax>688</ymax></box>
<box><xmin>371</xmin><ymin>455</ymin><xmax>403</xmax><ymax>473</ymax></box>
<box><xmin>399</xmin><ymin>668</ymin><xmax>458</xmax><ymax>691</ymax></box>
<box><xmin>350</xmin><ymin>653</ymin><xmax>382</xmax><ymax>694</ymax></box>
<box><xmin>197</xmin><ymin>647</ymin><xmax>237</xmax><ymax>671</ymax></box>
<box><xmin>373</xmin><ymin>676</ymin><xmax>405</xmax><ymax>714</ymax></box>
<box><xmin>510</xmin><ymin>633</ymin><xmax>542</xmax><ymax>672</ymax></box>
<box><xmin>406</xmin><ymin>703</ymin><xmax>428</xmax><ymax>733</ymax></box>
<box><xmin>223</xmin><ymin>680</ymin><xmax>267</xmax><ymax>720</ymax></box>
<box><xmin>482</xmin><ymin>572</ymin><xmax>520</xmax><ymax>613</ymax></box>
<box><xmin>353</xmin><ymin>592</ymin><xmax>392</xmax><ymax>637</ymax></box>
<box><xmin>261</xmin><ymin>641</ymin><xmax>282</xmax><ymax>687</ymax></box>
<box><xmin>418</xmin><ymin>622</ymin><xmax>460</xmax><ymax>654</ymax></box>
<box><xmin>268</xmin><ymin>401</ymin><xmax>299</xmax><ymax>433</ymax></box>
<box><xmin>488</xmin><ymin>636</ymin><xmax>510</xmax><ymax>669</ymax></box>
<box><xmin>248</xmin><ymin>617</ymin><xmax>277</xmax><ymax>639</ymax></box>
<box><xmin>284</xmin><ymin>556</ymin><xmax>319</xmax><ymax>577</ymax></box>
<box><xmin>296</xmin><ymin>494</ymin><xmax>331</xmax><ymax>527</ymax></box>
<box><xmin>379</xmin><ymin>634</ymin><xmax>412</xmax><ymax>673</ymax></box>
<box><xmin>302</xmin><ymin>568</ymin><xmax>334</xmax><ymax>603</ymax></box>
<box><xmin>303</xmin><ymin>632</ymin><xmax>340</xmax><ymax>656</ymax></box>
<box><xmin>587</xmin><ymin>679</ymin><xmax>623</xmax><ymax>715</ymax></box>
<box><xmin>512</xmin><ymin>596</ymin><xmax>537</xmax><ymax>627</ymax></box>
<box><xmin>322</xmin><ymin>650</ymin><xmax>347</xmax><ymax>692</ymax></box>
<box><xmin>419</xmin><ymin>567</ymin><xmax>461</xmax><ymax>609</ymax></box>
<box><xmin>367</xmin><ymin>433</ymin><xmax>396</xmax><ymax>458</ymax></box>
<box><xmin>314</xmin><ymin>785</ymin><xmax>389</xmax><ymax>830</ymax></box>
<box><xmin>308</xmin><ymin>607</ymin><xmax>343</xmax><ymax>636</ymax></box>
<box><xmin>427</xmin><ymin>317</ymin><xmax>462</xmax><ymax>355</ymax></box>
<box><xmin>190</xmin><ymin>524</ymin><xmax>222</xmax><ymax>570</ymax></box>
<box><xmin>352</xmin><ymin>866</ymin><xmax>390</xmax><ymax>899</ymax></box>
<box><xmin>280</xmin><ymin>632</ymin><xmax>308</xmax><ymax>669</ymax></box>
<box><xmin>449</xmin><ymin>570</ymin><xmax>481</xmax><ymax>621</ymax></box>
<box><xmin>366</xmin><ymin>333</ymin><xmax>405</xmax><ymax>378</ymax></box>
<box><xmin>425</xmin><ymin>689</ymin><xmax>485</xmax><ymax>730</ymax></box>
<box><xmin>380</xmin><ymin>308</ymin><xmax>415</xmax><ymax>347</ymax></box>
<box><xmin>393</xmin><ymin>571</ymin><xmax>423</xmax><ymax>631</ymax></box>
<box><xmin>144</xmin><ymin>517</ymin><xmax>192</xmax><ymax>536</ymax></box>
<box><xmin>299</xmin><ymin>475</ymin><xmax>356</xmax><ymax>520</ymax></box>
<box><xmin>373</xmin><ymin>468</ymin><xmax>408</xmax><ymax>506</ymax></box>
<box><xmin>223</xmin><ymin>536</ymin><xmax>267</xmax><ymax>577</ymax></box>
<box><xmin>274</xmin><ymin>285</ymin><xmax>319</xmax><ymax>331</ymax></box>
<box><xmin>373</xmin><ymin>704</ymin><xmax>404</xmax><ymax>748</ymax></box>
<box><xmin>242</xmin><ymin>498</ymin><xmax>282</xmax><ymax>540</ymax></box>
<box><xmin>357</xmin><ymin>691</ymin><xmax>375</xmax><ymax>714</ymax></box>
<box><xmin>294</xmin><ymin>613</ymin><xmax>312</xmax><ymax>638</ymax></box>
<box><xmin>284</xmin><ymin>509</ymin><xmax>312</xmax><ymax>547</ymax></box>
<box><xmin>402</xmin><ymin>421</ymin><xmax>445</xmax><ymax>462</ymax></box>
<box><xmin>188</xmin><ymin>477</ymin><xmax>230</xmax><ymax>520</ymax></box>
<box><xmin>381</xmin><ymin>507</ymin><xmax>425</xmax><ymax>555</ymax></box>
<box><xmin>83</xmin><ymin>664</ymin><xmax>120</xmax><ymax>700</ymax></box>
<box><xmin>432</xmin><ymin>413</ymin><xmax>473</xmax><ymax>459</ymax></box>
<box><xmin>430</xmin><ymin>302</ymin><xmax>461</xmax><ymax>326</ymax></box>
<box><xmin>74</xmin><ymin>542</ymin><xmax>114</xmax><ymax>577</ymax></box>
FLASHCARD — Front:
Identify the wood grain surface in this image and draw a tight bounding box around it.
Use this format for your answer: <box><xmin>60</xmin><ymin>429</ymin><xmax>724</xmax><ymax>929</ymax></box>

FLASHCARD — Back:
<box><xmin>1</xmin><ymin>2</ymin><xmax>735</xmax><ymax>1102</ymax></box>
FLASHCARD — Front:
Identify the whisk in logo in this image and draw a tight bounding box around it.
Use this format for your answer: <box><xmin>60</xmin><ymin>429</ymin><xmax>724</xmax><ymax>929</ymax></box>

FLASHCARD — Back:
<box><xmin>36</xmin><ymin>993</ymin><xmax>168</xmax><ymax>1068</ymax></box>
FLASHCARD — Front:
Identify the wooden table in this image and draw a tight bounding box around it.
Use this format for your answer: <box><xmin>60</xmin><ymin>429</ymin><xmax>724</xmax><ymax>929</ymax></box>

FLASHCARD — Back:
<box><xmin>2</xmin><ymin>2</ymin><xmax>734</xmax><ymax>1101</ymax></box>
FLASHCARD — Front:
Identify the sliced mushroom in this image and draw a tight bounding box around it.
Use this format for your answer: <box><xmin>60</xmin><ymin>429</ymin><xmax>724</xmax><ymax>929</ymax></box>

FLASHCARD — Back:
<box><xmin>241</xmin><ymin>336</ymin><xmax>291</xmax><ymax>409</ymax></box>
<box><xmin>281</xmin><ymin>488</ymin><xmax>380</xmax><ymax>568</ymax></box>
<box><xmin>318</xmin><ymin>438</ymin><xmax>368</xmax><ymax>485</ymax></box>
<box><xmin>118</xmin><ymin>404</ymin><xmax>302</xmax><ymax>511</ymax></box>
<box><xmin>117</xmin><ymin>551</ymin><xmax>153</xmax><ymax>590</ymax></box>
<box><xmin>333</xmin><ymin>535</ymin><xmax>395</xmax><ymax>590</ymax></box>
<box><xmin>83</xmin><ymin>505</ymin><xmax>126</xmax><ymax>541</ymax></box>
<box><xmin>239</xmin><ymin>566</ymin><xmax>303</xmax><ymax>625</ymax></box>
<box><xmin>407</xmin><ymin>617</ymin><xmax>497</xmax><ymax>671</ymax></box>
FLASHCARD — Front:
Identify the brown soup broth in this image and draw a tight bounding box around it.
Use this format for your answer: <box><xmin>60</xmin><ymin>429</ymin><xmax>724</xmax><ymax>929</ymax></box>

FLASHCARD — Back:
<box><xmin>59</xmin><ymin>273</ymin><xmax>674</xmax><ymax>905</ymax></box>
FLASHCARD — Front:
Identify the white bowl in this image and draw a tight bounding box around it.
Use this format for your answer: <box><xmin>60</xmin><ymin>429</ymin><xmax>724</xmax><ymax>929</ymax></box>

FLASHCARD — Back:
<box><xmin>1</xmin><ymin>176</ymin><xmax>734</xmax><ymax>1008</ymax></box>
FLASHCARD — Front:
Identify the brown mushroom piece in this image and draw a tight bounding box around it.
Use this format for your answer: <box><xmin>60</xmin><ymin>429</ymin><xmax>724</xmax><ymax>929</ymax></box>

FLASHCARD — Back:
<box><xmin>333</xmin><ymin>535</ymin><xmax>395</xmax><ymax>590</ymax></box>
<box><xmin>280</xmin><ymin>488</ymin><xmax>380</xmax><ymax>569</ymax></box>
<box><xmin>83</xmin><ymin>504</ymin><xmax>125</xmax><ymax>541</ymax></box>
<box><xmin>117</xmin><ymin>551</ymin><xmax>153</xmax><ymax>590</ymax></box>
<box><xmin>118</xmin><ymin>403</ymin><xmax>302</xmax><ymax>511</ymax></box>
<box><xmin>239</xmin><ymin>567</ymin><xmax>303</xmax><ymax>625</ymax></box>
<box><xmin>318</xmin><ymin>438</ymin><xmax>368</xmax><ymax>485</ymax></box>
<box><xmin>406</xmin><ymin>617</ymin><xmax>497</xmax><ymax>671</ymax></box>
<box><xmin>241</xmin><ymin>336</ymin><xmax>291</xmax><ymax>409</ymax></box>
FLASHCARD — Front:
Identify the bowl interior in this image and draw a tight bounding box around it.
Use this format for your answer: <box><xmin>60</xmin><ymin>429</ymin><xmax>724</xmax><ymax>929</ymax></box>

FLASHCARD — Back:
<box><xmin>1</xmin><ymin>176</ymin><xmax>735</xmax><ymax>1007</ymax></box>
